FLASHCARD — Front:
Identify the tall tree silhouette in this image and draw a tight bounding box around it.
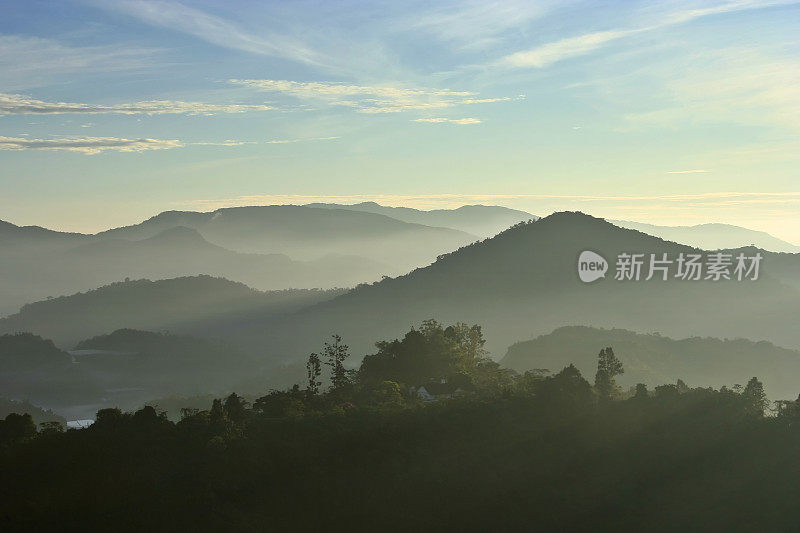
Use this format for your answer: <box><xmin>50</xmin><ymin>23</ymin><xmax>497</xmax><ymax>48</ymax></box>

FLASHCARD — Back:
<box><xmin>306</xmin><ymin>352</ymin><xmax>322</xmax><ymax>396</ymax></box>
<box><xmin>323</xmin><ymin>334</ymin><xmax>351</xmax><ymax>393</ymax></box>
<box><xmin>742</xmin><ymin>376</ymin><xmax>769</xmax><ymax>416</ymax></box>
<box><xmin>594</xmin><ymin>347</ymin><xmax>624</xmax><ymax>401</ymax></box>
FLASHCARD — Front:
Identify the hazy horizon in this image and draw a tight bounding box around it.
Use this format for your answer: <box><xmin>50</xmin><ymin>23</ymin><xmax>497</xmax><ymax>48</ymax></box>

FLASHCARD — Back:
<box><xmin>2</xmin><ymin>1</ymin><xmax>799</xmax><ymax>243</ymax></box>
<box><xmin>5</xmin><ymin>202</ymin><xmax>800</xmax><ymax>246</ymax></box>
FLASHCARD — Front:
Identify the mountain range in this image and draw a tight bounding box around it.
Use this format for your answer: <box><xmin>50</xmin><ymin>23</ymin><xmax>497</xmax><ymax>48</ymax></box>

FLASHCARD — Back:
<box><xmin>3</xmin><ymin>211</ymin><xmax>800</xmax><ymax>418</ymax></box>
<box><xmin>6</xmin><ymin>212</ymin><xmax>798</xmax><ymax>360</ymax></box>
<box><xmin>502</xmin><ymin>326</ymin><xmax>800</xmax><ymax>401</ymax></box>
<box><xmin>305</xmin><ymin>202</ymin><xmax>537</xmax><ymax>237</ymax></box>
<box><xmin>0</xmin><ymin>224</ymin><xmax>382</xmax><ymax>315</ymax></box>
<box><xmin>222</xmin><ymin>212</ymin><xmax>800</xmax><ymax>368</ymax></box>
<box><xmin>614</xmin><ymin>220</ymin><xmax>800</xmax><ymax>253</ymax></box>
<box><xmin>3</xmin><ymin>203</ymin><xmax>797</xmax><ymax>317</ymax></box>
<box><xmin>0</xmin><ymin>205</ymin><xmax>482</xmax><ymax>314</ymax></box>
<box><xmin>0</xmin><ymin>276</ymin><xmax>344</xmax><ymax>348</ymax></box>
<box><xmin>5</xmin><ymin>211</ymin><xmax>799</xmax><ymax>359</ymax></box>
<box><xmin>0</xmin><ymin>328</ymin><xmax>257</xmax><ymax>420</ymax></box>
<box><xmin>97</xmin><ymin>205</ymin><xmax>476</xmax><ymax>265</ymax></box>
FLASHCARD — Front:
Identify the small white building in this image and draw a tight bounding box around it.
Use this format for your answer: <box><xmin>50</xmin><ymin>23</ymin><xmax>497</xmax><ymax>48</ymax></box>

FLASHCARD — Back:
<box><xmin>414</xmin><ymin>386</ymin><xmax>436</xmax><ymax>402</ymax></box>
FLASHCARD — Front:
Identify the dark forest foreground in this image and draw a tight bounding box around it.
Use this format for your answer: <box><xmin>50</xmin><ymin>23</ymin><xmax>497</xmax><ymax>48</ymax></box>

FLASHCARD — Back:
<box><xmin>3</xmin><ymin>322</ymin><xmax>800</xmax><ymax>532</ymax></box>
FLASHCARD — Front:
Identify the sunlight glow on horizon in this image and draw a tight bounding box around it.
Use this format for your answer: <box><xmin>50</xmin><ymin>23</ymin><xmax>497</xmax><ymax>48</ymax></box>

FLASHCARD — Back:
<box><xmin>1</xmin><ymin>0</ymin><xmax>798</xmax><ymax>243</ymax></box>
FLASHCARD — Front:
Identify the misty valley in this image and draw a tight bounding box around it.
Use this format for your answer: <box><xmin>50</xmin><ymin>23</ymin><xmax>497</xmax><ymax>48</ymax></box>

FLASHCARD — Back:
<box><xmin>2</xmin><ymin>205</ymin><xmax>800</xmax><ymax>530</ymax></box>
<box><xmin>3</xmin><ymin>2</ymin><xmax>800</xmax><ymax>529</ymax></box>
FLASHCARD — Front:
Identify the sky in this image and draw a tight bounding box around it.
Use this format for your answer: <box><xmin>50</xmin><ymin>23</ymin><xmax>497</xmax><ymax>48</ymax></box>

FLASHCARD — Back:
<box><xmin>1</xmin><ymin>0</ymin><xmax>798</xmax><ymax>244</ymax></box>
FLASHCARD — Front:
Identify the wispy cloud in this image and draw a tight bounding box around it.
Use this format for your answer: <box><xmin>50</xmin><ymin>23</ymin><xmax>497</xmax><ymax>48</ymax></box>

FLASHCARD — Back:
<box><xmin>667</xmin><ymin>169</ymin><xmax>711</xmax><ymax>174</ymax></box>
<box><xmin>498</xmin><ymin>0</ymin><xmax>797</xmax><ymax>69</ymax></box>
<box><xmin>502</xmin><ymin>29</ymin><xmax>641</xmax><ymax>68</ymax></box>
<box><xmin>230</xmin><ymin>79</ymin><xmax>519</xmax><ymax>115</ymax></box>
<box><xmin>661</xmin><ymin>0</ymin><xmax>797</xmax><ymax>24</ymax></box>
<box><xmin>231</xmin><ymin>79</ymin><xmax>470</xmax><ymax>99</ymax></box>
<box><xmin>0</xmin><ymin>93</ymin><xmax>274</xmax><ymax>116</ymax></box>
<box><xmin>189</xmin><ymin>140</ymin><xmax>256</xmax><ymax>146</ymax></box>
<box><xmin>100</xmin><ymin>0</ymin><xmax>323</xmax><ymax>66</ymax></box>
<box><xmin>412</xmin><ymin>117</ymin><xmax>482</xmax><ymax>124</ymax></box>
<box><xmin>403</xmin><ymin>0</ymin><xmax>562</xmax><ymax>49</ymax></box>
<box><xmin>625</xmin><ymin>49</ymin><xmax>800</xmax><ymax>132</ymax></box>
<box><xmin>0</xmin><ymin>34</ymin><xmax>155</xmax><ymax>89</ymax></box>
<box><xmin>264</xmin><ymin>136</ymin><xmax>340</xmax><ymax>144</ymax></box>
<box><xmin>0</xmin><ymin>136</ymin><xmax>183</xmax><ymax>154</ymax></box>
<box><xmin>0</xmin><ymin>135</ymin><xmax>332</xmax><ymax>153</ymax></box>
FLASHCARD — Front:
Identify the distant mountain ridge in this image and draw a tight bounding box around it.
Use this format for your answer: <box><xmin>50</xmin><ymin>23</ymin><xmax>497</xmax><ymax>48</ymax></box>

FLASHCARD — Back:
<box><xmin>0</xmin><ymin>220</ymin><xmax>87</xmax><ymax>246</ymax></box>
<box><xmin>0</xmin><ymin>205</ymin><xmax>477</xmax><ymax>311</ymax></box>
<box><xmin>224</xmin><ymin>212</ymin><xmax>800</xmax><ymax>365</ymax></box>
<box><xmin>305</xmin><ymin>202</ymin><xmax>537</xmax><ymax>237</ymax></box>
<box><xmin>0</xmin><ymin>222</ymin><xmax>387</xmax><ymax>315</ymax></box>
<box><xmin>0</xmin><ymin>332</ymin><xmax>100</xmax><ymax>409</ymax></box>
<box><xmin>0</xmin><ymin>328</ymin><xmax>258</xmax><ymax>419</ymax></box>
<box><xmin>614</xmin><ymin>220</ymin><xmax>800</xmax><ymax>253</ymax></box>
<box><xmin>3</xmin><ymin>205</ymin><xmax>798</xmax><ymax>320</ymax></box>
<box><xmin>502</xmin><ymin>326</ymin><xmax>800</xmax><ymax>400</ymax></box>
<box><xmin>0</xmin><ymin>276</ymin><xmax>344</xmax><ymax>348</ymax></box>
<box><xmin>4</xmin><ymin>213</ymin><xmax>800</xmax><ymax>417</ymax></box>
<box><xmin>96</xmin><ymin>205</ymin><xmax>476</xmax><ymax>266</ymax></box>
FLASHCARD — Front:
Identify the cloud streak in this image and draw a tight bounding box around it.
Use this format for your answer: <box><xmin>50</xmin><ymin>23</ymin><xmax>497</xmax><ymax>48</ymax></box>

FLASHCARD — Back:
<box><xmin>0</xmin><ymin>34</ymin><xmax>155</xmax><ymax>86</ymax></box>
<box><xmin>0</xmin><ymin>93</ymin><xmax>273</xmax><ymax>116</ymax></box>
<box><xmin>0</xmin><ymin>136</ymin><xmax>183</xmax><ymax>154</ymax></box>
<box><xmin>264</xmin><ymin>136</ymin><xmax>340</xmax><ymax>144</ymax></box>
<box><xmin>189</xmin><ymin>140</ymin><xmax>256</xmax><ymax>146</ymax></box>
<box><xmin>0</xmin><ymin>135</ymin><xmax>334</xmax><ymax>153</ymax></box>
<box><xmin>405</xmin><ymin>0</ymin><xmax>563</xmax><ymax>49</ymax></box>
<box><xmin>232</xmin><ymin>79</ymin><xmax>471</xmax><ymax>99</ymax></box>
<box><xmin>412</xmin><ymin>118</ymin><xmax>482</xmax><ymax>124</ymax></box>
<box><xmin>502</xmin><ymin>29</ymin><xmax>640</xmax><ymax>68</ymax></box>
<box><xmin>625</xmin><ymin>49</ymin><xmax>800</xmax><ymax>132</ymax></box>
<box><xmin>499</xmin><ymin>0</ymin><xmax>797</xmax><ymax>68</ymax></box>
<box><xmin>231</xmin><ymin>79</ymin><xmax>518</xmax><ymax>115</ymax></box>
<box><xmin>101</xmin><ymin>0</ymin><xmax>323</xmax><ymax>66</ymax></box>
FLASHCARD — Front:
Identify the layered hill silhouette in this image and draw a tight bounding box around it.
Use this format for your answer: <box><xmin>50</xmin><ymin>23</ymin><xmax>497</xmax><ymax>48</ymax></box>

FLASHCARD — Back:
<box><xmin>0</xmin><ymin>398</ymin><xmax>66</xmax><ymax>427</ymax></box>
<box><xmin>0</xmin><ymin>332</ymin><xmax>71</xmax><ymax>371</ymax></box>
<box><xmin>722</xmin><ymin>246</ymin><xmax>800</xmax><ymax>290</ymax></box>
<box><xmin>0</xmin><ymin>276</ymin><xmax>344</xmax><ymax>347</ymax></box>
<box><xmin>303</xmin><ymin>202</ymin><xmax>798</xmax><ymax>251</ymax></box>
<box><xmin>5</xmin><ymin>205</ymin><xmax>797</xmax><ymax>317</ymax></box>
<box><xmin>305</xmin><ymin>202</ymin><xmax>537</xmax><ymax>237</ymax></box>
<box><xmin>97</xmin><ymin>205</ymin><xmax>476</xmax><ymax>267</ymax></box>
<box><xmin>58</xmin><ymin>226</ymin><xmax>384</xmax><ymax>291</ymax></box>
<box><xmin>5</xmin><ymin>213</ymin><xmax>800</xmax><ymax>416</ymax></box>
<box><xmin>72</xmin><ymin>328</ymin><xmax>254</xmax><ymax>394</ymax></box>
<box><xmin>0</xmin><ymin>224</ymin><xmax>383</xmax><ymax>314</ymax></box>
<box><xmin>614</xmin><ymin>220</ymin><xmax>800</xmax><ymax>253</ymax></box>
<box><xmin>9</xmin><ymin>212</ymin><xmax>796</xmax><ymax>372</ymax></box>
<box><xmin>0</xmin><ymin>333</ymin><xmax>101</xmax><ymax>409</ymax></box>
<box><xmin>0</xmin><ymin>328</ymin><xmax>257</xmax><ymax>419</ymax></box>
<box><xmin>0</xmin><ymin>206</ymin><xmax>477</xmax><ymax>312</ymax></box>
<box><xmin>502</xmin><ymin>326</ymin><xmax>800</xmax><ymax>400</ymax></box>
<box><xmin>228</xmin><ymin>212</ymin><xmax>800</xmax><ymax>367</ymax></box>
<box><xmin>0</xmin><ymin>220</ymin><xmax>88</xmax><ymax>249</ymax></box>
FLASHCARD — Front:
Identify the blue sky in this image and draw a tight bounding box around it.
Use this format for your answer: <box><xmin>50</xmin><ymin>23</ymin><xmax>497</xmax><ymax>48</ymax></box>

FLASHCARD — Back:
<box><xmin>1</xmin><ymin>0</ymin><xmax>798</xmax><ymax>243</ymax></box>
